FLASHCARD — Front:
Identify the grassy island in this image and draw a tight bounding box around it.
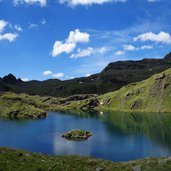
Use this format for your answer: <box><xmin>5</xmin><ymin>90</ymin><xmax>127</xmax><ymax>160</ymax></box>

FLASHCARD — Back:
<box><xmin>62</xmin><ymin>129</ymin><xmax>93</xmax><ymax>141</ymax></box>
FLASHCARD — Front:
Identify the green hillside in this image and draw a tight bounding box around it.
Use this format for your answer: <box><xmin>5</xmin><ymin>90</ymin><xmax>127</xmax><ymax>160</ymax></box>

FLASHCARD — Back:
<box><xmin>0</xmin><ymin>93</ymin><xmax>47</xmax><ymax>119</ymax></box>
<box><xmin>97</xmin><ymin>68</ymin><xmax>171</xmax><ymax>113</ymax></box>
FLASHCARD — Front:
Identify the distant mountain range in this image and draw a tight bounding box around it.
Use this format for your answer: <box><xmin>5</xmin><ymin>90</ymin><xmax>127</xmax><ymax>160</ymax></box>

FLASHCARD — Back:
<box><xmin>0</xmin><ymin>52</ymin><xmax>171</xmax><ymax>97</ymax></box>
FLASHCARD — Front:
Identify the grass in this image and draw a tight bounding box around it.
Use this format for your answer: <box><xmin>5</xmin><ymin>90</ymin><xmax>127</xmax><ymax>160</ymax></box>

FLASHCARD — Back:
<box><xmin>96</xmin><ymin>68</ymin><xmax>171</xmax><ymax>113</ymax></box>
<box><xmin>1</xmin><ymin>147</ymin><xmax>171</xmax><ymax>171</ymax></box>
<box><xmin>0</xmin><ymin>93</ymin><xmax>47</xmax><ymax>119</ymax></box>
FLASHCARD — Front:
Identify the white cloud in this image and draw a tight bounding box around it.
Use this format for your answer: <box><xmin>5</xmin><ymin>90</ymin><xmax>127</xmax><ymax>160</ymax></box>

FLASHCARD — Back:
<box><xmin>133</xmin><ymin>31</ymin><xmax>171</xmax><ymax>44</ymax></box>
<box><xmin>0</xmin><ymin>33</ymin><xmax>18</xmax><ymax>42</ymax></box>
<box><xmin>85</xmin><ymin>73</ymin><xmax>91</xmax><ymax>77</ymax></box>
<box><xmin>43</xmin><ymin>70</ymin><xmax>64</xmax><ymax>79</ymax></box>
<box><xmin>67</xmin><ymin>29</ymin><xmax>90</xmax><ymax>44</ymax></box>
<box><xmin>52</xmin><ymin>41</ymin><xmax>76</xmax><ymax>57</ymax></box>
<box><xmin>15</xmin><ymin>25</ymin><xmax>23</xmax><ymax>31</ymax></box>
<box><xmin>123</xmin><ymin>44</ymin><xmax>138</xmax><ymax>51</ymax></box>
<box><xmin>21</xmin><ymin>78</ymin><xmax>29</xmax><ymax>82</ymax></box>
<box><xmin>52</xmin><ymin>73</ymin><xmax>64</xmax><ymax>78</ymax></box>
<box><xmin>13</xmin><ymin>0</ymin><xmax>47</xmax><ymax>6</ymax></box>
<box><xmin>29</xmin><ymin>24</ymin><xmax>38</xmax><ymax>29</ymax></box>
<box><xmin>70</xmin><ymin>47</ymin><xmax>93</xmax><ymax>58</ymax></box>
<box><xmin>43</xmin><ymin>70</ymin><xmax>53</xmax><ymax>76</ymax></box>
<box><xmin>117</xmin><ymin>44</ymin><xmax>153</xmax><ymax>55</ymax></box>
<box><xmin>115</xmin><ymin>50</ymin><xmax>125</xmax><ymax>56</ymax></box>
<box><xmin>147</xmin><ymin>0</ymin><xmax>158</xmax><ymax>2</ymax></box>
<box><xmin>123</xmin><ymin>44</ymin><xmax>153</xmax><ymax>51</ymax></box>
<box><xmin>59</xmin><ymin>0</ymin><xmax>127</xmax><ymax>6</ymax></box>
<box><xmin>0</xmin><ymin>20</ymin><xmax>8</xmax><ymax>33</ymax></box>
<box><xmin>96</xmin><ymin>46</ymin><xmax>108</xmax><ymax>54</ymax></box>
<box><xmin>140</xmin><ymin>45</ymin><xmax>153</xmax><ymax>50</ymax></box>
<box><xmin>52</xmin><ymin>29</ymin><xmax>90</xmax><ymax>57</ymax></box>
<box><xmin>70</xmin><ymin>46</ymin><xmax>109</xmax><ymax>59</ymax></box>
<box><xmin>41</xmin><ymin>18</ymin><xmax>46</xmax><ymax>25</ymax></box>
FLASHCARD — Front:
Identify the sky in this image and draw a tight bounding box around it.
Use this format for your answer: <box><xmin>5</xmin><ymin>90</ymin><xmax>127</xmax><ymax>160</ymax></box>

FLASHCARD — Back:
<box><xmin>0</xmin><ymin>0</ymin><xmax>171</xmax><ymax>81</ymax></box>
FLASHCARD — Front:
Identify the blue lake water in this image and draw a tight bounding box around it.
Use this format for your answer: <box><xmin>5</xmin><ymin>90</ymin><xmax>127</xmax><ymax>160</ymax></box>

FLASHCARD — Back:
<box><xmin>0</xmin><ymin>111</ymin><xmax>171</xmax><ymax>162</ymax></box>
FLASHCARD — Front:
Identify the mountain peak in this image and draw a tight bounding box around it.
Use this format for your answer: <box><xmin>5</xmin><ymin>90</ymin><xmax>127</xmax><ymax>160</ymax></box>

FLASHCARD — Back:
<box><xmin>2</xmin><ymin>74</ymin><xmax>22</xmax><ymax>84</ymax></box>
<box><xmin>164</xmin><ymin>52</ymin><xmax>171</xmax><ymax>60</ymax></box>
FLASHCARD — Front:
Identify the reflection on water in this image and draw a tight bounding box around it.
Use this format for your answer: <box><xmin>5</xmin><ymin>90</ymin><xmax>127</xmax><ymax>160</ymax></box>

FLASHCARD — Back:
<box><xmin>0</xmin><ymin>111</ymin><xmax>171</xmax><ymax>161</ymax></box>
<box><xmin>101</xmin><ymin>111</ymin><xmax>171</xmax><ymax>150</ymax></box>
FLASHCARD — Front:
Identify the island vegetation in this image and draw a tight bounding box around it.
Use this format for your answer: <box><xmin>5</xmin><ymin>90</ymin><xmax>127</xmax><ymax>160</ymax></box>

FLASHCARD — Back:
<box><xmin>62</xmin><ymin>129</ymin><xmax>93</xmax><ymax>141</ymax></box>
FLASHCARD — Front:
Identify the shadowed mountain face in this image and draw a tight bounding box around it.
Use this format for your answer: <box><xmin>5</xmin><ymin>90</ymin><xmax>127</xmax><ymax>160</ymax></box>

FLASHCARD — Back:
<box><xmin>0</xmin><ymin>52</ymin><xmax>171</xmax><ymax>97</ymax></box>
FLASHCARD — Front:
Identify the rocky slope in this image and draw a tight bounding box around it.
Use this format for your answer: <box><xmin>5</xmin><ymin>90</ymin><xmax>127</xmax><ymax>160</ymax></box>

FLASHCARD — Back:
<box><xmin>1</xmin><ymin>147</ymin><xmax>171</xmax><ymax>171</ymax></box>
<box><xmin>0</xmin><ymin>52</ymin><xmax>171</xmax><ymax>97</ymax></box>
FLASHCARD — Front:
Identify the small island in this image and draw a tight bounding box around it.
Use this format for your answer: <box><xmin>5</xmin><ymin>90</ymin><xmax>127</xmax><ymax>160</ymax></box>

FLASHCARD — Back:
<box><xmin>62</xmin><ymin>129</ymin><xmax>93</xmax><ymax>141</ymax></box>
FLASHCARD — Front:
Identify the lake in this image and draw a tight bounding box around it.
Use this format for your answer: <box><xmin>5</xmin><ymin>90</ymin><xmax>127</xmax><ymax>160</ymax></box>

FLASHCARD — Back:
<box><xmin>0</xmin><ymin>111</ymin><xmax>171</xmax><ymax>162</ymax></box>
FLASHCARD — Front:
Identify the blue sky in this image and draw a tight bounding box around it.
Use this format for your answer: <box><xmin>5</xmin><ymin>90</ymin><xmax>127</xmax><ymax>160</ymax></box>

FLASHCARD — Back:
<box><xmin>0</xmin><ymin>0</ymin><xmax>171</xmax><ymax>81</ymax></box>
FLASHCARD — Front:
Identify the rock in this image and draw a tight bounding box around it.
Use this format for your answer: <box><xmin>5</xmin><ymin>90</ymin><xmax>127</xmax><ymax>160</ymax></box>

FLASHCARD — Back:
<box><xmin>132</xmin><ymin>165</ymin><xmax>141</xmax><ymax>171</ymax></box>
<box><xmin>7</xmin><ymin>110</ymin><xmax>19</xmax><ymax>118</ymax></box>
<box><xmin>80</xmin><ymin>98</ymin><xmax>99</xmax><ymax>111</ymax></box>
<box><xmin>25</xmin><ymin>111</ymin><xmax>47</xmax><ymax>119</ymax></box>
<box><xmin>101</xmin><ymin>98</ymin><xmax>111</xmax><ymax>105</ymax></box>
<box><xmin>66</xmin><ymin>94</ymin><xmax>98</xmax><ymax>101</ymax></box>
<box><xmin>155</xmin><ymin>73</ymin><xmax>166</xmax><ymax>80</ymax></box>
<box><xmin>130</xmin><ymin>99</ymin><xmax>142</xmax><ymax>109</ymax></box>
<box><xmin>18</xmin><ymin>152</ymin><xmax>23</xmax><ymax>157</ymax></box>
<box><xmin>96</xmin><ymin>167</ymin><xmax>103</xmax><ymax>171</ymax></box>
<box><xmin>158</xmin><ymin>156</ymin><xmax>171</xmax><ymax>165</ymax></box>
<box><xmin>24</xmin><ymin>153</ymin><xmax>30</xmax><ymax>157</ymax></box>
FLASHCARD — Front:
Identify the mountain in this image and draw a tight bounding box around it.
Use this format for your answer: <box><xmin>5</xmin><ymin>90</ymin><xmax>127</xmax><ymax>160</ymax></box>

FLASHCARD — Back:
<box><xmin>0</xmin><ymin>52</ymin><xmax>171</xmax><ymax>97</ymax></box>
<box><xmin>1</xmin><ymin>68</ymin><xmax>170</xmax><ymax>120</ymax></box>
<box><xmin>72</xmin><ymin>68</ymin><xmax>171</xmax><ymax>113</ymax></box>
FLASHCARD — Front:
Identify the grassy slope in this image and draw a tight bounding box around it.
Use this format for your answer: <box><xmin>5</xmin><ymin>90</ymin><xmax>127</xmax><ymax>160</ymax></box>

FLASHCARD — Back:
<box><xmin>96</xmin><ymin>68</ymin><xmax>171</xmax><ymax>113</ymax></box>
<box><xmin>0</xmin><ymin>92</ymin><xmax>78</xmax><ymax>119</ymax></box>
<box><xmin>0</xmin><ymin>147</ymin><xmax>171</xmax><ymax>171</ymax></box>
<box><xmin>0</xmin><ymin>93</ymin><xmax>47</xmax><ymax>119</ymax></box>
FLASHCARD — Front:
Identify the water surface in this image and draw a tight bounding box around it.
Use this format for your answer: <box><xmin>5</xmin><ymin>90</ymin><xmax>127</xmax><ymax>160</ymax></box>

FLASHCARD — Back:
<box><xmin>0</xmin><ymin>111</ymin><xmax>171</xmax><ymax>162</ymax></box>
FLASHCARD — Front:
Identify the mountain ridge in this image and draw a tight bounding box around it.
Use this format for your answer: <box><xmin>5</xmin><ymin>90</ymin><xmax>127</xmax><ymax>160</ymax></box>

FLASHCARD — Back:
<box><xmin>0</xmin><ymin>52</ymin><xmax>171</xmax><ymax>97</ymax></box>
